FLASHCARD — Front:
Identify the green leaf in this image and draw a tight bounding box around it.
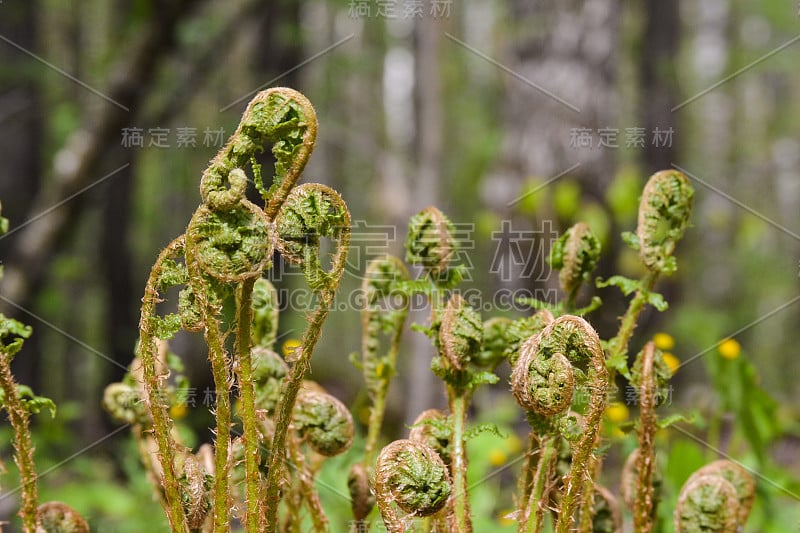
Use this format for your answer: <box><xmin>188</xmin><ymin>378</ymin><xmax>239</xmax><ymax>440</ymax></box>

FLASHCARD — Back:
<box><xmin>574</xmin><ymin>296</ymin><xmax>602</xmax><ymax>316</ymax></box>
<box><xmin>657</xmin><ymin>413</ymin><xmax>696</xmax><ymax>429</ymax></box>
<box><xmin>596</xmin><ymin>275</ymin><xmax>640</xmax><ymax>295</ymax></box>
<box><xmin>621</xmin><ymin>231</ymin><xmax>639</xmax><ymax>251</ymax></box>
<box><xmin>149</xmin><ymin>314</ymin><xmax>182</xmax><ymax>340</ymax></box>
<box><xmin>645</xmin><ymin>291</ymin><xmax>669</xmax><ymax>312</ymax></box>
<box><xmin>464</xmin><ymin>422</ymin><xmax>506</xmax><ymax>440</ymax></box>
<box><xmin>606</xmin><ymin>351</ymin><xmax>630</xmax><ymax>379</ymax></box>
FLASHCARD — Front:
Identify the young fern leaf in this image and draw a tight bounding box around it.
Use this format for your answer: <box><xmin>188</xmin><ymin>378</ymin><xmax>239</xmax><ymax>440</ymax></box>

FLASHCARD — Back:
<box><xmin>264</xmin><ymin>183</ymin><xmax>350</xmax><ymax>532</ymax></box>
<box><xmin>274</xmin><ymin>183</ymin><xmax>350</xmax><ymax>296</ymax></box>
<box><xmin>292</xmin><ymin>390</ymin><xmax>354</xmax><ymax>457</ymax></box>
<box><xmin>549</xmin><ymin>222</ymin><xmax>601</xmax><ymax>307</ymax></box>
<box><xmin>405</xmin><ymin>206</ymin><xmax>456</xmax><ymax>280</ymax></box>
<box><xmin>200</xmin><ymin>87</ymin><xmax>317</xmax><ymax>218</ymax></box>
<box><xmin>374</xmin><ymin>439</ymin><xmax>452</xmax><ymax>533</ymax></box>
<box><xmin>350</xmin><ymin>256</ymin><xmax>410</xmax><ymax>522</ymax></box>
<box><xmin>408</xmin><ymin>409</ymin><xmax>452</xmax><ymax>466</ymax></box>
<box><xmin>513</xmin><ymin>316</ymin><xmax>607</xmax><ymax>533</ymax></box>
<box><xmin>674</xmin><ymin>474</ymin><xmax>740</xmax><ymax>532</ymax></box>
<box><xmin>633</xmin><ymin>170</ymin><xmax>694</xmax><ymax>275</ymax></box>
<box><xmin>35</xmin><ymin>501</ymin><xmax>90</xmax><ymax>533</ymax></box>
<box><xmin>137</xmin><ymin>237</ymin><xmax>191</xmax><ymax>532</ymax></box>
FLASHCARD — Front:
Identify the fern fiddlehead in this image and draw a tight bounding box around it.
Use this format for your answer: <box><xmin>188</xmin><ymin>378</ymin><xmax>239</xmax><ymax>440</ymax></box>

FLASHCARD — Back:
<box><xmin>549</xmin><ymin>221</ymin><xmax>601</xmax><ymax>308</ymax></box>
<box><xmin>264</xmin><ymin>183</ymin><xmax>350</xmax><ymax>532</ymax></box>
<box><xmin>349</xmin><ymin>255</ymin><xmax>410</xmax><ymax>522</ymax></box>
<box><xmin>374</xmin><ymin>439</ymin><xmax>452</xmax><ymax>533</ymax></box>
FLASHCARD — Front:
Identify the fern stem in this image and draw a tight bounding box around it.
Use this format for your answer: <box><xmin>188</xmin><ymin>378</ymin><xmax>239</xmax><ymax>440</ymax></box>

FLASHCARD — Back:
<box><xmin>608</xmin><ymin>272</ymin><xmax>658</xmax><ymax>377</ymax></box>
<box><xmin>0</xmin><ymin>357</ymin><xmax>37</xmax><ymax>532</ymax></box>
<box><xmin>634</xmin><ymin>343</ymin><xmax>658</xmax><ymax>532</ymax></box>
<box><xmin>234</xmin><ymin>278</ymin><xmax>260</xmax><ymax>533</ymax></box>
<box><xmin>263</xmin><ymin>301</ymin><xmax>331</xmax><ymax>532</ymax></box>
<box><xmin>519</xmin><ymin>435</ymin><xmax>559</xmax><ymax>533</ymax></box>
<box><xmin>139</xmin><ymin>237</ymin><xmax>189</xmax><ymax>532</ymax></box>
<box><xmin>204</xmin><ymin>312</ymin><xmax>232</xmax><ymax>533</ymax></box>
<box><xmin>448</xmin><ymin>391</ymin><xmax>472</xmax><ymax>532</ymax></box>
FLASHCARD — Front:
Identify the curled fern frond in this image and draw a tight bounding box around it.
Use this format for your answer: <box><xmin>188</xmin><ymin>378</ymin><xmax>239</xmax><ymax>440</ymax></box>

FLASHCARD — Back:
<box><xmin>591</xmin><ymin>486</ymin><xmax>622</xmax><ymax>533</ymax></box>
<box><xmin>634</xmin><ymin>170</ymin><xmax>694</xmax><ymax>274</ymax></box>
<box><xmin>439</xmin><ymin>294</ymin><xmax>483</xmax><ymax>372</ymax></box>
<box><xmin>200</xmin><ymin>87</ymin><xmax>317</xmax><ymax>216</ymax></box>
<box><xmin>477</xmin><ymin>317</ymin><xmax>512</xmax><ymax>369</ymax></box>
<box><xmin>185</xmin><ymin>197</ymin><xmax>273</xmax><ymax>283</ymax></box>
<box><xmin>689</xmin><ymin>460</ymin><xmax>756</xmax><ymax>526</ymax></box>
<box><xmin>405</xmin><ymin>206</ymin><xmax>456</xmax><ymax>278</ymax></box>
<box><xmin>674</xmin><ymin>473</ymin><xmax>739</xmax><ymax>532</ymax></box>
<box><xmin>177</xmin><ymin>453</ymin><xmax>212</xmax><ymax>530</ymax></box>
<box><xmin>274</xmin><ymin>183</ymin><xmax>351</xmax><ymax>294</ymax></box>
<box><xmin>251</xmin><ymin>347</ymin><xmax>289</xmax><ymax>414</ymax></box>
<box><xmin>348</xmin><ymin>463</ymin><xmax>375</xmax><ymax>522</ymax></box>
<box><xmin>512</xmin><ymin>346</ymin><xmax>574</xmax><ymax>417</ymax></box>
<box><xmin>408</xmin><ymin>409</ymin><xmax>452</xmax><ymax>466</ymax></box>
<box><xmin>102</xmin><ymin>382</ymin><xmax>149</xmax><ymax>426</ymax></box>
<box><xmin>513</xmin><ymin>316</ymin><xmax>607</xmax><ymax>533</ymax></box>
<box><xmin>292</xmin><ymin>390</ymin><xmax>354</xmax><ymax>456</ymax></box>
<box><xmin>505</xmin><ymin>310</ymin><xmax>555</xmax><ymax>367</ymax></box>
<box><xmin>251</xmin><ymin>278</ymin><xmax>280</xmax><ymax>349</ymax></box>
<box><xmin>361</xmin><ymin>255</ymin><xmax>409</xmax><ymax>399</ymax></box>
<box><xmin>35</xmin><ymin>502</ymin><xmax>89</xmax><ymax>533</ymax></box>
<box><xmin>374</xmin><ymin>439</ymin><xmax>452</xmax><ymax>532</ymax></box>
<box><xmin>549</xmin><ymin>222</ymin><xmax>601</xmax><ymax>299</ymax></box>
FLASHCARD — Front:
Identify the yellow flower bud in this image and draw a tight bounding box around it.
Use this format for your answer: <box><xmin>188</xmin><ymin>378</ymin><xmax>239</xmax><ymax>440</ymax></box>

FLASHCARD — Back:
<box><xmin>718</xmin><ymin>338</ymin><xmax>741</xmax><ymax>360</ymax></box>
<box><xmin>662</xmin><ymin>352</ymin><xmax>680</xmax><ymax>374</ymax></box>
<box><xmin>653</xmin><ymin>332</ymin><xmax>675</xmax><ymax>351</ymax></box>
<box><xmin>605</xmin><ymin>402</ymin><xmax>630</xmax><ymax>423</ymax></box>
<box><xmin>488</xmin><ymin>449</ymin><xmax>508</xmax><ymax>467</ymax></box>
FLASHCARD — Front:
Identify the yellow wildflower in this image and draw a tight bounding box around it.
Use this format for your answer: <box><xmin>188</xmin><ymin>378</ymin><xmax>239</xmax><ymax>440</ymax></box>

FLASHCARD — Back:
<box><xmin>718</xmin><ymin>338</ymin><xmax>741</xmax><ymax>360</ymax></box>
<box><xmin>170</xmin><ymin>403</ymin><xmax>188</xmax><ymax>420</ymax></box>
<box><xmin>653</xmin><ymin>332</ymin><xmax>675</xmax><ymax>351</ymax></box>
<box><xmin>488</xmin><ymin>449</ymin><xmax>508</xmax><ymax>467</ymax></box>
<box><xmin>662</xmin><ymin>352</ymin><xmax>680</xmax><ymax>374</ymax></box>
<box><xmin>282</xmin><ymin>338</ymin><xmax>302</xmax><ymax>359</ymax></box>
<box><xmin>605</xmin><ymin>402</ymin><xmax>629</xmax><ymax>423</ymax></box>
<box><xmin>506</xmin><ymin>434</ymin><xmax>523</xmax><ymax>455</ymax></box>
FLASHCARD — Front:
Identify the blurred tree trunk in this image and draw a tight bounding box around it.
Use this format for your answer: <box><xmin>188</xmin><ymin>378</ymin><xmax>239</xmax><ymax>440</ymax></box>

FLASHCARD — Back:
<box><xmin>0</xmin><ymin>0</ymin><xmax>201</xmax><ymax>366</ymax></box>
<box><xmin>405</xmin><ymin>13</ymin><xmax>447</xmax><ymax>423</ymax></box>
<box><xmin>489</xmin><ymin>0</ymin><xmax>621</xmax><ymax>335</ymax></box>
<box><xmin>640</xmin><ymin>0</ymin><xmax>680</xmax><ymax>172</ymax></box>
<box><xmin>100</xmin><ymin>154</ymin><xmax>136</xmax><ymax>385</ymax></box>
<box><xmin>492</xmin><ymin>0</ymin><xmax>620</xmax><ymax>191</ymax></box>
<box><xmin>0</xmin><ymin>0</ymin><xmax>43</xmax><ymax>388</ymax></box>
